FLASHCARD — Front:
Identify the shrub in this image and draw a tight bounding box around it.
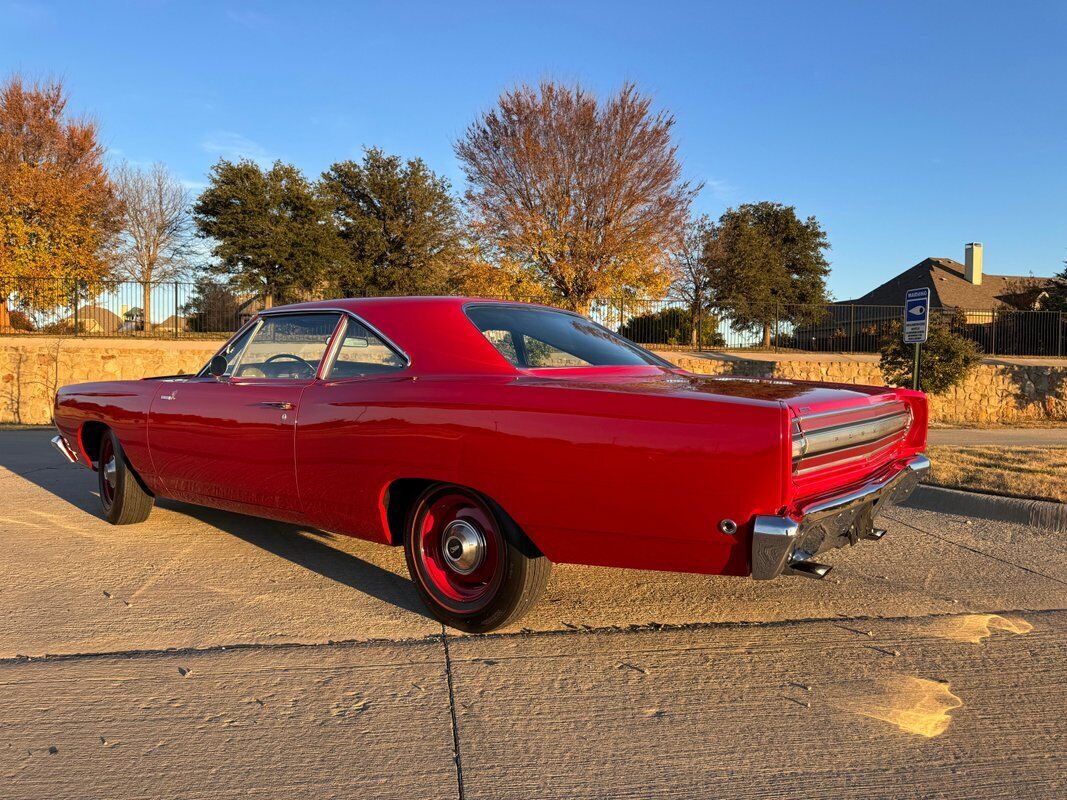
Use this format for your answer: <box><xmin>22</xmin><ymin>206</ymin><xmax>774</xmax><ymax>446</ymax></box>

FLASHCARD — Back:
<box><xmin>879</xmin><ymin>320</ymin><xmax>981</xmax><ymax>394</ymax></box>
<box><xmin>618</xmin><ymin>306</ymin><xmax>725</xmax><ymax>348</ymax></box>
<box><xmin>6</xmin><ymin>309</ymin><xmax>35</xmax><ymax>331</ymax></box>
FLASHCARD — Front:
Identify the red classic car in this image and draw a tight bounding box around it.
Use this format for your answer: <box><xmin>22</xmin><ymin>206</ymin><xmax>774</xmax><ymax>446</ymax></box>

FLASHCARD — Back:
<box><xmin>51</xmin><ymin>297</ymin><xmax>929</xmax><ymax>631</ymax></box>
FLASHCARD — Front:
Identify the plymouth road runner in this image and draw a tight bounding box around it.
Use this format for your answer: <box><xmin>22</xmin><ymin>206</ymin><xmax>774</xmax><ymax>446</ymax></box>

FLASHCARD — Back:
<box><xmin>52</xmin><ymin>297</ymin><xmax>929</xmax><ymax>631</ymax></box>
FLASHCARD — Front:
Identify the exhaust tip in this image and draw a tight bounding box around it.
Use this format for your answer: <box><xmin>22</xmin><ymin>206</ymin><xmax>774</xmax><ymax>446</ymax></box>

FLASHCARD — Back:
<box><xmin>786</xmin><ymin>559</ymin><xmax>833</xmax><ymax>580</ymax></box>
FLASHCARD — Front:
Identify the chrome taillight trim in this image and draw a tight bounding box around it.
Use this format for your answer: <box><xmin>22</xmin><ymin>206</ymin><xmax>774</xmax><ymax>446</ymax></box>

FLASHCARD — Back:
<box><xmin>801</xmin><ymin>411</ymin><xmax>910</xmax><ymax>458</ymax></box>
<box><xmin>792</xmin><ymin>404</ymin><xmax>913</xmax><ymax>472</ymax></box>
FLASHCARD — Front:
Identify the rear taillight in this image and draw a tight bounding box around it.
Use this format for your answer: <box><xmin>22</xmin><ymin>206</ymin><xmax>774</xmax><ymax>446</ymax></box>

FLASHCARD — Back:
<box><xmin>792</xmin><ymin>402</ymin><xmax>912</xmax><ymax>475</ymax></box>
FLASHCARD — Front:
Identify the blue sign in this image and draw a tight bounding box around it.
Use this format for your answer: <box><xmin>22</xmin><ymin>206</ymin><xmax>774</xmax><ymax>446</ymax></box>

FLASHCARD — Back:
<box><xmin>903</xmin><ymin>288</ymin><xmax>929</xmax><ymax>344</ymax></box>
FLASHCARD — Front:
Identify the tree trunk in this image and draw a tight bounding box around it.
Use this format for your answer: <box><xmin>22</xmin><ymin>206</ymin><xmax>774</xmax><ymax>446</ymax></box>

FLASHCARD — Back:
<box><xmin>762</xmin><ymin>321</ymin><xmax>773</xmax><ymax>349</ymax></box>
<box><xmin>142</xmin><ymin>281</ymin><xmax>152</xmax><ymax>335</ymax></box>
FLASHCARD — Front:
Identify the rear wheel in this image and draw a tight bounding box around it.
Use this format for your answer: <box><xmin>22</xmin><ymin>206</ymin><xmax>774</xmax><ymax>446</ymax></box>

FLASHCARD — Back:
<box><xmin>98</xmin><ymin>430</ymin><xmax>154</xmax><ymax>525</ymax></box>
<box><xmin>403</xmin><ymin>484</ymin><xmax>551</xmax><ymax>632</ymax></box>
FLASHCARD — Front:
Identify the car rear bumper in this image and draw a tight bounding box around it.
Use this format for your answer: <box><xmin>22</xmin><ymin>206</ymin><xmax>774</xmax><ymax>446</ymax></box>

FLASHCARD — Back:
<box><xmin>750</xmin><ymin>454</ymin><xmax>930</xmax><ymax>580</ymax></box>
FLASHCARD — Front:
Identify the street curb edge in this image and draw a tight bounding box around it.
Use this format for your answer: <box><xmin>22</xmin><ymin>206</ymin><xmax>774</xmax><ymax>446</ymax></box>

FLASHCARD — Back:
<box><xmin>904</xmin><ymin>484</ymin><xmax>1067</xmax><ymax>532</ymax></box>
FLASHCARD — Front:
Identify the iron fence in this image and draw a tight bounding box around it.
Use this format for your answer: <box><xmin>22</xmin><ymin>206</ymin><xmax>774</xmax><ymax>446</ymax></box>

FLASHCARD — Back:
<box><xmin>1</xmin><ymin>278</ymin><xmax>1065</xmax><ymax>357</ymax></box>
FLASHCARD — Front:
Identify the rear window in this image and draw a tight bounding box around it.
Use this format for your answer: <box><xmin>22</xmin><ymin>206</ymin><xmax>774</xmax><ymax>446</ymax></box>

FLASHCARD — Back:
<box><xmin>466</xmin><ymin>305</ymin><xmax>667</xmax><ymax>369</ymax></box>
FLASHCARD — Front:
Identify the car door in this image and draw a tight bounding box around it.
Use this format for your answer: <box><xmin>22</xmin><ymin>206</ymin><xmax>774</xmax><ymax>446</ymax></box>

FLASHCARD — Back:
<box><xmin>149</xmin><ymin>311</ymin><xmax>343</xmax><ymax>512</ymax></box>
<box><xmin>295</xmin><ymin>314</ymin><xmax>410</xmax><ymax>537</ymax></box>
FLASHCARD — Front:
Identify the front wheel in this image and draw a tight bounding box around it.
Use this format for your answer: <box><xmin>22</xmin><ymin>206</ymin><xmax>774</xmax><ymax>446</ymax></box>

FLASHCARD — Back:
<box><xmin>98</xmin><ymin>430</ymin><xmax>154</xmax><ymax>525</ymax></box>
<box><xmin>403</xmin><ymin>484</ymin><xmax>551</xmax><ymax>632</ymax></box>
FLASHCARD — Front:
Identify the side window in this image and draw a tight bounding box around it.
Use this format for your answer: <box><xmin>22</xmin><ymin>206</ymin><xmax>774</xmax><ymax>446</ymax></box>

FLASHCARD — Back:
<box><xmin>522</xmin><ymin>335</ymin><xmax>590</xmax><ymax>368</ymax></box>
<box><xmin>483</xmin><ymin>330</ymin><xmax>519</xmax><ymax>366</ymax></box>
<box><xmin>326</xmin><ymin>319</ymin><xmax>405</xmax><ymax>379</ymax></box>
<box><xmin>235</xmin><ymin>313</ymin><xmax>341</xmax><ymax>379</ymax></box>
<box><xmin>211</xmin><ymin>325</ymin><xmax>256</xmax><ymax>377</ymax></box>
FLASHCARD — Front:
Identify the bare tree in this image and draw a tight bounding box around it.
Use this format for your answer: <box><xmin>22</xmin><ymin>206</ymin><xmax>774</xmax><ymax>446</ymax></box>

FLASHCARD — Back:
<box><xmin>455</xmin><ymin>81</ymin><xmax>698</xmax><ymax>310</ymax></box>
<box><xmin>113</xmin><ymin>162</ymin><xmax>192</xmax><ymax>330</ymax></box>
<box><xmin>668</xmin><ymin>216</ymin><xmax>716</xmax><ymax>347</ymax></box>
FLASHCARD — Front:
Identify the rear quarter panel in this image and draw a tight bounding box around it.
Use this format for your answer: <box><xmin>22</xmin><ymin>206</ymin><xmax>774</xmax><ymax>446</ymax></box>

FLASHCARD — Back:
<box><xmin>54</xmin><ymin>380</ymin><xmax>162</xmax><ymax>491</ymax></box>
<box><xmin>297</xmin><ymin>376</ymin><xmax>788</xmax><ymax>576</ymax></box>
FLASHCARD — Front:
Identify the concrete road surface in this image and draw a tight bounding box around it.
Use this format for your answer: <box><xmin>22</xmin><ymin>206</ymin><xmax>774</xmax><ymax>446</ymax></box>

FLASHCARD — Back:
<box><xmin>1</xmin><ymin>429</ymin><xmax>1064</xmax><ymax>798</ymax></box>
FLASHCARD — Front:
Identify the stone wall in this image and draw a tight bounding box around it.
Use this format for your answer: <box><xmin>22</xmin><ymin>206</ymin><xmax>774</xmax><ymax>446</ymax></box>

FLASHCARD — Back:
<box><xmin>1</xmin><ymin>337</ymin><xmax>219</xmax><ymax>425</ymax></box>
<box><xmin>665</xmin><ymin>353</ymin><xmax>1067</xmax><ymax>425</ymax></box>
<box><xmin>2</xmin><ymin>336</ymin><xmax>1065</xmax><ymax>425</ymax></box>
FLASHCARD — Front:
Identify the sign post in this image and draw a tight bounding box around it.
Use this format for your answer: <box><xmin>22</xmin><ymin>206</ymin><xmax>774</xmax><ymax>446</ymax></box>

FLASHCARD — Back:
<box><xmin>903</xmin><ymin>288</ymin><xmax>930</xmax><ymax>390</ymax></box>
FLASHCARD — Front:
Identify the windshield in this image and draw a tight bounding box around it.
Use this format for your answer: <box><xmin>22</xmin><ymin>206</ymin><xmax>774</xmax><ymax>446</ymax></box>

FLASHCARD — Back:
<box><xmin>466</xmin><ymin>305</ymin><xmax>670</xmax><ymax>369</ymax></box>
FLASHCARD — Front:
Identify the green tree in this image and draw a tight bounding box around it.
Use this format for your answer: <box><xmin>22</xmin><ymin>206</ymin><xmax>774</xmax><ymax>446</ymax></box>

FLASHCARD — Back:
<box><xmin>320</xmin><ymin>148</ymin><xmax>463</xmax><ymax>296</ymax></box>
<box><xmin>193</xmin><ymin>159</ymin><xmax>338</xmax><ymax>306</ymax></box>
<box><xmin>618</xmin><ymin>305</ymin><xmax>725</xmax><ymax>348</ymax></box>
<box><xmin>708</xmin><ymin>202</ymin><xmax>830</xmax><ymax>347</ymax></box>
<box><xmin>181</xmin><ymin>275</ymin><xmax>241</xmax><ymax>333</ymax></box>
<box><xmin>1043</xmin><ymin>260</ymin><xmax>1067</xmax><ymax>312</ymax></box>
<box><xmin>879</xmin><ymin>318</ymin><xmax>981</xmax><ymax>394</ymax></box>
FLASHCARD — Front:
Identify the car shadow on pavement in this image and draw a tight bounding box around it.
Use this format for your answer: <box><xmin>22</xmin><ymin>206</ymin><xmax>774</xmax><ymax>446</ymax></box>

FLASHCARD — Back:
<box><xmin>1</xmin><ymin>430</ymin><xmax>431</xmax><ymax>620</ymax></box>
<box><xmin>155</xmin><ymin>498</ymin><xmax>432</xmax><ymax>619</ymax></box>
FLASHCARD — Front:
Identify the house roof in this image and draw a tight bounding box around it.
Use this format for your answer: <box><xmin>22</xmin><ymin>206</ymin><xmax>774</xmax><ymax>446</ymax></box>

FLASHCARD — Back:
<box><xmin>844</xmin><ymin>258</ymin><xmax>1055</xmax><ymax>309</ymax></box>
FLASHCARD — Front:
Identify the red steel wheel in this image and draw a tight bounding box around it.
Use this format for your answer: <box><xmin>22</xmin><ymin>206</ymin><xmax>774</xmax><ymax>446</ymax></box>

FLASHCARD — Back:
<box><xmin>404</xmin><ymin>484</ymin><xmax>552</xmax><ymax>632</ymax></box>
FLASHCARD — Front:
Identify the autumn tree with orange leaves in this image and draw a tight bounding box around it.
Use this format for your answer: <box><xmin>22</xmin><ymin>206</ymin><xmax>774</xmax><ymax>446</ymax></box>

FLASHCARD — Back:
<box><xmin>455</xmin><ymin>81</ymin><xmax>698</xmax><ymax>310</ymax></box>
<box><xmin>0</xmin><ymin>76</ymin><xmax>121</xmax><ymax>330</ymax></box>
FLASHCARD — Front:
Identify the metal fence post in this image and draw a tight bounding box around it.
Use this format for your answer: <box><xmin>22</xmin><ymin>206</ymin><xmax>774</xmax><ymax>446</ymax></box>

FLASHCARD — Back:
<box><xmin>174</xmin><ymin>281</ymin><xmax>180</xmax><ymax>338</ymax></box>
<box><xmin>849</xmin><ymin>304</ymin><xmax>855</xmax><ymax>353</ymax></box>
<box><xmin>72</xmin><ymin>279</ymin><xmax>79</xmax><ymax>335</ymax></box>
<box><xmin>696</xmin><ymin>304</ymin><xmax>703</xmax><ymax>352</ymax></box>
<box><xmin>990</xmin><ymin>309</ymin><xmax>997</xmax><ymax>357</ymax></box>
<box><xmin>774</xmin><ymin>303</ymin><xmax>780</xmax><ymax>353</ymax></box>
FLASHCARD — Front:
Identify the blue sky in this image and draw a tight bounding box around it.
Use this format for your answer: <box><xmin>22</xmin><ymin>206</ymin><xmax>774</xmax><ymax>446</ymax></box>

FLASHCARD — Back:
<box><xmin>3</xmin><ymin>0</ymin><xmax>1065</xmax><ymax>299</ymax></box>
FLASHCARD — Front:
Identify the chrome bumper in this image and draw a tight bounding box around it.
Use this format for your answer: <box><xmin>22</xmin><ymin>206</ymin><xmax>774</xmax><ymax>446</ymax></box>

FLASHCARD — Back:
<box><xmin>51</xmin><ymin>434</ymin><xmax>79</xmax><ymax>464</ymax></box>
<box><xmin>751</xmin><ymin>455</ymin><xmax>930</xmax><ymax>581</ymax></box>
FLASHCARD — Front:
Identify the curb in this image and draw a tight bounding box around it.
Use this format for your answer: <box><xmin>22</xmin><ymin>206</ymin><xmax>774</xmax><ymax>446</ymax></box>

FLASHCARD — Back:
<box><xmin>903</xmin><ymin>484</ymin><xmax>1067</xmax><ymax>532</ymax></box>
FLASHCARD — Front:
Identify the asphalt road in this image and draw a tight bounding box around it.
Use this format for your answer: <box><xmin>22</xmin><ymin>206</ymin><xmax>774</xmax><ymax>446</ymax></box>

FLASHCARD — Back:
<box><xmin>1</xmin><ymin>429</ymin><xmax>1064</xmax><ymax>799</ymax></box>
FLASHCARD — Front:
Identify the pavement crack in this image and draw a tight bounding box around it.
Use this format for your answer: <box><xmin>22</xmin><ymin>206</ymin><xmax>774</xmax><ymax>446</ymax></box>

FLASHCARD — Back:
<box><xmin>885</xmin><ymin>512</ymin><xmax>1067</xmax><ymax>587</ymax></box>
<box><xmin>440</xmin><ymin>625</ymin><xmax>466</xmax><ymax>800</ymax></box>
<box><xmin>5</xmin><ymin>608</ymin><xmax>1063</xmax><ymax>667</ymax></box>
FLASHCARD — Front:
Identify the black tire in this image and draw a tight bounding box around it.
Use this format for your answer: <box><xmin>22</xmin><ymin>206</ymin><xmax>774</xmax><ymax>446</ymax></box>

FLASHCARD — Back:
<box><xmin>403</xmin><ymin>483</ymin><xmax>552</xmax><ymax>633</ymax></box>
<box><xmin>98</xmin><ymin>429</ymin><xmax>154</xmax><ymax>525</ymax></box>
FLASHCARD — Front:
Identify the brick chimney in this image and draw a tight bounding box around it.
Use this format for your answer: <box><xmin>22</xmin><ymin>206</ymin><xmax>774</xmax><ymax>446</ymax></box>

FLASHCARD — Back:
<box><xmin>965</xmin><ymin>242</ymin><xmax>983</xmax><ymax>285</ymax></box>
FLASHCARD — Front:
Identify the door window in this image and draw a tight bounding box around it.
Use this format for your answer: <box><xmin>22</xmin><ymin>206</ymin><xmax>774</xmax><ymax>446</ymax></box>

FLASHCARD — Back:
<box><xmin>326</xmin><ymin>319</ymin><xmax>406</xmax><ymax>379</ymax></box>
<box><xmin>235</xmin><ymin>313</ymin><xmax>342</xmax><ymax>379</ymax></box>
<box><xmin>206</xmin><ymin>324</ymin><xmax>256</xmax><ymax>377</ymax></box>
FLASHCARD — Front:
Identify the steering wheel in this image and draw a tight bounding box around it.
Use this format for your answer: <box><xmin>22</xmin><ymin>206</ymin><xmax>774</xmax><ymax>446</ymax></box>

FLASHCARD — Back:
<box><xmin>263</xmin><ymin>353</ymin><xmax>315</xmax><ymax>378</ymax></box>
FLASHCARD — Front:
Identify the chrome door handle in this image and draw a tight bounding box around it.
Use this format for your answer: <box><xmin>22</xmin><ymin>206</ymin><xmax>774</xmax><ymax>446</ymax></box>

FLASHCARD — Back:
<box><xmin>257</xmin><ymin>401</ymin><xmax>294</xmax><ymax>410</ymax></box>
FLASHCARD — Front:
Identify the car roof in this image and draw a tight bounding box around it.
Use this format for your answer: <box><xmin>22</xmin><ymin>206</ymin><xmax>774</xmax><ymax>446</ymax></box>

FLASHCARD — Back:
<box><xmin>259</xmin><ymin>296</ymin><xmax>562</xmax><ymax>375</ymax></box>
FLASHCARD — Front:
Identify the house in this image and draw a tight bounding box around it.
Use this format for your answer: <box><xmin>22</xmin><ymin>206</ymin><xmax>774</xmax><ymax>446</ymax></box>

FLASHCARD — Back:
<box><xmin>785</xmin><ymin>244</ymin><xmax>1063</xmax><ymax>355</ymax></box>
<box><xmin>53</xmin><ymin>305</ymin><xmax>123</xmax><ymax>335</ymax></box>
<box><xmin>844</xmin><ymin>243</ymin><xmax>1056</xmax><ymax>316</ymax></box>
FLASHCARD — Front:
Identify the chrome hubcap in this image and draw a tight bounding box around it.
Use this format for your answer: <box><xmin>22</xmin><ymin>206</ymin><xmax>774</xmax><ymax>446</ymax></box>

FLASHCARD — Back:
<box><xmin>441</xmin><ymin>519</ymin><xmax>485</xmax><ymax>575</ymax></box>
<box><xmin>104</xmin><ymin>457</ymin><xmax>117</xmax><ymax>489</ymax></box>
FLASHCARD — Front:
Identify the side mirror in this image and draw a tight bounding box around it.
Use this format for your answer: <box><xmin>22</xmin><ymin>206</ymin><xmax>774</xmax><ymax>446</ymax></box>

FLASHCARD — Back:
<box><xmin>209</xmin><ymin>355</ymin><xmax>228</xmax><ymax>378</ymax></box>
